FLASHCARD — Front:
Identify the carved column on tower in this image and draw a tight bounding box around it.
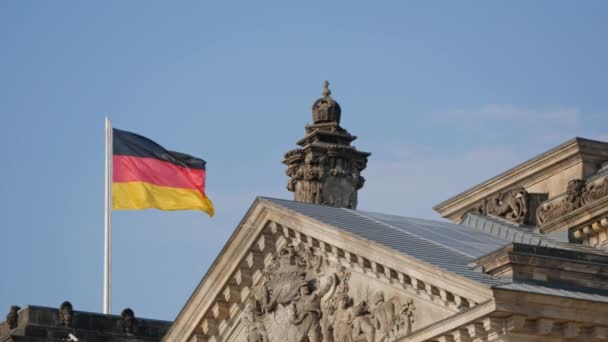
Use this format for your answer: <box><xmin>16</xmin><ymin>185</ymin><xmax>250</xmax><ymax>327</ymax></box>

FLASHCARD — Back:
<box><xmin>283</xmin><ymin>81</ymin><xmax>370</xmax><ymax>209</ymax></box>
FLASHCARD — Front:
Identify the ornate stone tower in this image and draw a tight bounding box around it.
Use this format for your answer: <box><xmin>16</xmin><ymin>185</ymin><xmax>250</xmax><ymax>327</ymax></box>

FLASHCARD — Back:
<box><xmin>283</xmin><ymin>81</ymin><xmax>370</xmax><ymax>209</ymax></box>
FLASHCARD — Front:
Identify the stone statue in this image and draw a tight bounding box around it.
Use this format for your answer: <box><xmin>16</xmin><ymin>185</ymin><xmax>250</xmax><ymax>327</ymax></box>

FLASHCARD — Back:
<box><xmin>6</xmin><ymin>306</ymin><xmax>20</xmax><ymax>330</ymax></box>
<box><xmin>121</xmin><ymin>308</ymin><xmax>136</xmax><ymax>334</ymax></box>
<box><xmin>59</xmin><ymin>301</ymin><xmax>73</xmax><ymax>327</ymax></box>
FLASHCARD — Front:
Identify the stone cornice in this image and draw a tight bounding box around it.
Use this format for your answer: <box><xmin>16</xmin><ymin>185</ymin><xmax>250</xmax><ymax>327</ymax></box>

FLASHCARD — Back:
<box><xmin>433</xmin><ymin>138</ymin><xmax>608</xmax><ymax>222</ymax></box>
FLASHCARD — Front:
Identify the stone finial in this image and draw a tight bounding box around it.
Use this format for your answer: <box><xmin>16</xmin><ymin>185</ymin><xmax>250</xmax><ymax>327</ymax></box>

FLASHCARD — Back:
<box><xmin>284</xmin><ymin>82</ymin><xmax>370</xmax><ymax>209</ymax></box>
<box><xmin>59</xmin><ymin>301</ymin><xmax>73</xmax><ymax>327</ymax></box>
<box><xmin>6</xmin><ymin>306</ymin><xmax>20</xmax><ymax>330</ymax></box>
<box><xmin>322</xmin><ymin>80</ymin><xmax>331</xmax><ymax>98</ymax></box>
<box><xmin>121</xmin><ymin>308</ymin><xmax>136</xmax><ymax>334</ymax></box>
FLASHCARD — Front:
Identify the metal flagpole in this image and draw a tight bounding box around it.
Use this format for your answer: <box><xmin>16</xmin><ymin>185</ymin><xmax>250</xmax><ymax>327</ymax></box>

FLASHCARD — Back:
<box><xmin>103</xmin><ymin>117</ymin><xmax>112</xmax><ymax>314</ymax></box>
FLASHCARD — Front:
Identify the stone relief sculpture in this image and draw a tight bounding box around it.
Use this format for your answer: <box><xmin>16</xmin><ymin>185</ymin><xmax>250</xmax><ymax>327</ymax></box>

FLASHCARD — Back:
<box><xmin>241</xmin><ymin>244</ymin><xmax>416</xmax><ymax>342</ymax></box>
<box><xmin>469</xmin><ymin>187</ymin><xmax>529</xmax><ymax>224</ymax></box>
<box><xmin>537</xmin><ymin>177</ymin><xmax>608</xmax><ymax>225</ymax></box>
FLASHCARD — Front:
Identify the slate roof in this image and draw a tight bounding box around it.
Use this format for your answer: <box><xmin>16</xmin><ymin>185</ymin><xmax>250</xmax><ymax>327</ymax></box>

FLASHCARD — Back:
<box><xmin>261</xmin><ymin>197</ymin><xmax>608</xmax><ymax>302</ymax></box>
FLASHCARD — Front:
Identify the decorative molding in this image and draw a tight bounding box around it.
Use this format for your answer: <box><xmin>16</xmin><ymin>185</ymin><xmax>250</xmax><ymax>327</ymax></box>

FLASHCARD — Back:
<box><xmin>537</xmin><ymin>176</ymin><xmax>608</xmax><ymax>227</ymax></box>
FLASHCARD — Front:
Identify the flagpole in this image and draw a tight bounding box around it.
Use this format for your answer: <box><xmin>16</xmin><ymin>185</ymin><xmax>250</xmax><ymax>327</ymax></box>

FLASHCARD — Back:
<box><xmin>103</xmin><ymin>116</ymin><xmax>112</xmax><ymax>314</ymax></box>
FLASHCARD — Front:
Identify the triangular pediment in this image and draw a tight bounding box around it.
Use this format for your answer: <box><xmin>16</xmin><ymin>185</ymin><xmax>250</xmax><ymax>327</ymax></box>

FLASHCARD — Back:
<box><xmin>164</xmin><ymin>198</ymin><xmax>496</xmax><ymax>342</ymax></box>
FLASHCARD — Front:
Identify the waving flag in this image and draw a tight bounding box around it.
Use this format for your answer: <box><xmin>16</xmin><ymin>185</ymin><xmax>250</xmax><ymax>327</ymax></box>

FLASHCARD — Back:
<box><xmin>112</xmin><ymin>128</ymin><xmax>214</xmax><ymax>216</ymax></box>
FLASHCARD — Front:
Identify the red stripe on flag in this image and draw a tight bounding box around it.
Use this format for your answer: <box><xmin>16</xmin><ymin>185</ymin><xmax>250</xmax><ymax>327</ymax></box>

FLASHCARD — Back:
<box><xmin>113</xmin><ymin>155</ymin><xmax>206</xmax><ymax>191</ymax></box>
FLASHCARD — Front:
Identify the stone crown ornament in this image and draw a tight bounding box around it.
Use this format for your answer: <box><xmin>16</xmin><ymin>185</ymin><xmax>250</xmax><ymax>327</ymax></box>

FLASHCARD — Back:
<box><xmin>312</xmin><ymin>81</ymin><xmax>342</xmax><ymax>124</ymax></box>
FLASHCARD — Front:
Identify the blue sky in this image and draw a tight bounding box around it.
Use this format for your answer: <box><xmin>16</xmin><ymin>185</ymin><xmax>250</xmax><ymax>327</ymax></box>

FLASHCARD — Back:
<box><xmin>1</xmin><ymin>1</ymin><xmax>607</xmax><ymax>321</ymax></box>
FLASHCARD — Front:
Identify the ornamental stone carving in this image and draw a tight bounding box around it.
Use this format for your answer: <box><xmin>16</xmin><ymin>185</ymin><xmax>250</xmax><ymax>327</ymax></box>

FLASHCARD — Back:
<box><xmin>537</xmin><ymin>177</ymin><xmax>608</xmax><ymax>226</ymax></box>
<box><xmin>468</xmin><ymin>188</ymin><xmax>529</xmax><ymax>224</ymax></box>
<box><xmin>241</xmin><ymin>244</ymin><xmax>415</xmax><ymax>342</ymax></box>
<box><xmin>283</xmin><ymin>82</ymin><xmax>370</xmax><ymax>210</ymax></box>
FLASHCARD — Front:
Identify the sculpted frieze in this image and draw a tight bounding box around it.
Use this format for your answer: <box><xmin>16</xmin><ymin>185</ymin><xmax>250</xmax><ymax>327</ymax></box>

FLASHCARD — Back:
<box><xmin>241</xmin><ymin>244</ymin><xmax>415</xmax><ymax>342</ymax></box>
<box><xmin>537</xmin><ymin>177</ymin><xmax>608</xmax><ymax>226</ymax></box>
<box><xmin>468</xmin><ymin>187</ymin><xmax>529</xmax><ymax>224</ymax></box>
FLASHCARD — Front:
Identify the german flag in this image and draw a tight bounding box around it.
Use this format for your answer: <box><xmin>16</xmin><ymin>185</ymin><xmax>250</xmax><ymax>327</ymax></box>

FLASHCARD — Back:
<box><xmin>112</xmin><ymin>128</ymin><xmax>214</xmax><ymax>216</ymax></box>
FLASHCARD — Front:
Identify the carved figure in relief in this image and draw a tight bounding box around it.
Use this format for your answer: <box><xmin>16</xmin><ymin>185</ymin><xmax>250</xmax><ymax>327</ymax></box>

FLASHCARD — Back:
<box><xmin>535</xmin><ymin>178</ymin><xmax>608</xmax><ymax>225</ymax></box>
<box><xmin>332</xmin><ymin>293</ymin><xmax>355</xmax><ymax>342</ymax></box>
<box><xmin>240</xmin><ymin>244</ymin><xmax>416</xmax><ymax>342</ymax></box>
<box><xmin>584</xmin><ymin>177</ymin><xmax>608</xmax><ymax>203</ymax></box>
<box><xmin>371</xmin><ymin>293</ymin><xmax>394</xmax><ymax>342</ymax></box>
<box><xmin>392</xmin><ymin>298</ymin><xmax>415</xmax><ymax>337</ymax></box>
<box><xmin>564</xmin><ymin>179</ymin><xmax>586</xmax><ymax>212</ymax></box>
<box><xmin>290</xmin><ymin>278</ymin><xmax>334</xmax><ymax>342</ymax></box>
<box><xmin>243</xmin><ymin>300</ymin><xmax>268</xmax><ymax>342</ymax></box>
<box><xmin>351</xmin><ymin>302</ymin><xmax>374</xmax><ymax>342</ymax></box>
<box><xmin>468</xmin><ymin>188</ymin><xmax>529</xmax><ymax>224</ymax></box>
<box><xmin>486</xmin><ymin>188</ymin><xmax>528</xmax><ymax>223</ymax></box>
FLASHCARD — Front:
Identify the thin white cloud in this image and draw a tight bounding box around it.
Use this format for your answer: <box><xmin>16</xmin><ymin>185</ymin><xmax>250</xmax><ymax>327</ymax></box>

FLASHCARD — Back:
<box><xmin>442</xmin><ymin>104</ymin><xmax>580</xmax><ymax>127</ymax></box>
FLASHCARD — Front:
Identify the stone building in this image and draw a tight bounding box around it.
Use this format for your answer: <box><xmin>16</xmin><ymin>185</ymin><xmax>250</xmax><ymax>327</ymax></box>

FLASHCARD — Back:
<box><xmin>0</xmin><ymin>303</ymin><xmax>171</xmax><ymax>341</ymax></box>
<box><xmin>3</xmin><ymin>83</ymin><xmax>608</xmax><ymax>341</ymax></box>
